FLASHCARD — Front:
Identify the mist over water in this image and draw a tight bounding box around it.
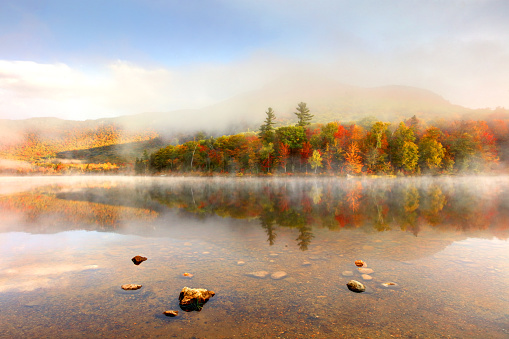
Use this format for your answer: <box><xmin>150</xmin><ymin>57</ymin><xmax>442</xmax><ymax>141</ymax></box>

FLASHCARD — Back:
<box><xmin>0</xmin><ymin>176</ymin><xmax>507</xmax><ymax>338</ymax></box>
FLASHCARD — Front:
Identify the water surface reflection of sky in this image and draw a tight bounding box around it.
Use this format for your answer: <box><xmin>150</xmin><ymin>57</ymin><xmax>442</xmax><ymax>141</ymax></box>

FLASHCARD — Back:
<box><xmin>0</xmin><ymin>176</ymin><xmax>507</xmax><ymax>338</ymax></box>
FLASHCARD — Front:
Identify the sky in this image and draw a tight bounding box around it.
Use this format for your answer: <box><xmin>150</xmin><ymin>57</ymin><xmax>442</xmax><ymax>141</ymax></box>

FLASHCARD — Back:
<box><xmin>0</xmin><ymin>0</ymin><xmax>508</xmax><ymax>120</ymax></box>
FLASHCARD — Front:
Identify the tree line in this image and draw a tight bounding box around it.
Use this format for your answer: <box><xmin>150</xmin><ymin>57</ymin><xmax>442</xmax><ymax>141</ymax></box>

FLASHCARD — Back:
<box><xmin>144</xmin><ymin>102</ymin><xmax>502</xmax><ymax>175</ymax></box>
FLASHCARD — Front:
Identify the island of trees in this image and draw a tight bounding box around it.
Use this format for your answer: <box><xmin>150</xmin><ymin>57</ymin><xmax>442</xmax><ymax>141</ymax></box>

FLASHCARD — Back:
<box><xmin>142</xmin><ymin>102</ymin><xmax>502</xmax><ymax>176</ymax></box>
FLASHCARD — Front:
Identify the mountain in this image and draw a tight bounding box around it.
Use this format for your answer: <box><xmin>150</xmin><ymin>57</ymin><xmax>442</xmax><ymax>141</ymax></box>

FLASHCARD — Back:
<box><xmin>2</xmin><ymin>74</ymin><xmax>506</xmax><ymax>158</ymax></box>
<box><xmin>102</xmin><ymin>74</ymin><xmax>478</xmax><ymax>137</ymax></box>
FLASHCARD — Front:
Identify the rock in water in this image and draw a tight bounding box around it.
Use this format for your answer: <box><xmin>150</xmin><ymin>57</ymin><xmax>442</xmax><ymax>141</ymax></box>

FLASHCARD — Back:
<box><xmin>121</xmin><ymin>284</ymin><xmax>142</xmax><ymax>290</ymax></box>
<box><xmin>342</xmin><ymin>271</ymin><xmax>354</xmax><ymax>277</ymax></box>
<box><xmin>381</xmin><ymin>282</ymin><xmax>400</xmax><ymax>289</ymax></box>
<box><xmin>346</xmin><ymin>280</ymin><xmax>365</xmax><ymax>293</ymax></box>
<box><xmin>163</xmin><ymin>310</ymin><xmax>178</xmax><ymax>317</ymax></box>
<box><xmin>246</xmin><ymin>271</ymin><xmax>269</xmax><ymax>279</ymax></box>
<box><xmin>354</xmin><ymin>260</ymin><xmax>366</xmax><ymax>267</ymax></box>
<box><xmin>179</xmin><ymin>287</ymin><xmax>215</xmax><ymax>312</ymax></box>
<box><xmin>132</xmin><ymin>256</ymin><xmax>147</xmax><ymax>265</ymax></box>
<box><xmin>358</xmin><ymin>268</ymin><xmax>374</xmax><ymax>274</ymax></box>
<box><xmin>271</xmin><ymin>271</ymin><xmax>288</xmax><ymax>280</ymax></box>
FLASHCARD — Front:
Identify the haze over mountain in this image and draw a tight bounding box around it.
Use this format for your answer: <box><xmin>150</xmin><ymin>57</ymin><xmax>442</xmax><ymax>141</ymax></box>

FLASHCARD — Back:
<box><xmin>2</xmin><ymin>74</ymin><xmax>496</xmax><ymax>144</ymax></box>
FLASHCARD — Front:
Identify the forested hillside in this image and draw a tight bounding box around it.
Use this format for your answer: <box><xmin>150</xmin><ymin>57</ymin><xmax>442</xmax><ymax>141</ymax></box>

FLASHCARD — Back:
<box><xmin>146</xmin><ymin>103</ymin><xmax>507</xmax><ymax>176</ymax></box>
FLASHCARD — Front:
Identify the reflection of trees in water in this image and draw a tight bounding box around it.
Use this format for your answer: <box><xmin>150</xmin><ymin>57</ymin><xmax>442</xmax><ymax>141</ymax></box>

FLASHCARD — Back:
<box><xmin>6</xmin><ymin>178</ymin><xmax>506</xmax><ymax>244</ymax></box>
<box><xmin>259</xmin><ymin>209</ymin><xmax>277</xmax><ymax>246</ymax></box>
<box><xmin>421</xmin><ymin>185</ymin><xmax>446</xmax><ymax>226</ymax></box>
<box><xmin>0</xmin><ymin>192</ymin><xmax>158</xmax><ymax>232</ymax></box>
<box><xmin>296</xmin><ymin>226</ymin><xmax>314</xmax><ymax>251</ymax></box>
<box><xmin>149</xmin><ymin>178</ymin><xmax>509</xmax><ymax>248</ymax></box>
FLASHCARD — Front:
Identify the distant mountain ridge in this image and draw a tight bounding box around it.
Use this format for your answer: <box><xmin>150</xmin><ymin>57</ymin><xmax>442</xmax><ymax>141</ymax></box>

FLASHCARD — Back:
<box><xmin>1</xmin><ymin>75</ymin><xmax>506</xmax><ymax>144</ymax></box>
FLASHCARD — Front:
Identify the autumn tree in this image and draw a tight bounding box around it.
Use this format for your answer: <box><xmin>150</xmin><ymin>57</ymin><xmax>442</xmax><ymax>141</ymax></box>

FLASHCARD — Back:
<box><xmin>344</xmin><ymin>142</ymin><xmax>363</xmax><ymax>174</ymax></box>
<box><xmin>259</xmin><ymin>142</ymin><xmax>275</xmax><ymax>173</ymax></box>
<box><xmin>309</xmin><ymin>150</ymin><xmax>323</xmax><ymax>174</ymax></box>
<box><xmin>400</xmin><ymin>141</ymin><xmax>419</xmax><ymax>172</ymax></box>
<box><xmin>419</xmin><ymin>126</ymin><xmax>446</xmax><ymax>172</ymax></box>
<box><xmin>295</xmin><ymin>102</ymin><xmax>314</xmax><ymax>127</ymax></box>
<box><xmin>364</xmin><ymin>121</ymin><xmax>390</xmax><ymax>173</ymax></box>
<box><xmin>300</xmin><ymin>141</ymin><xmax>312</xmax><ymax>172</ymax></box>
<box><xmin>390</xmin><ymin>122</ymin><xmax>419</xmax><ymax>172</ymax></box>
<box><xmin>445</xmin><ymin>120</ymin><xmax>497</xmax><ymax>172</ymax></box>
<box><xmin>277</xmin><ymin>142</ymin><xmax>290</xmax><ymax>173</ymax></box>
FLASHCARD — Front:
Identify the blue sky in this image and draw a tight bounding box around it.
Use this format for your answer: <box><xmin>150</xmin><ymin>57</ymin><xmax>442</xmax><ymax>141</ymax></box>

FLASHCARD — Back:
<box><xmin>1</xmin><ymin>0</ymin><xmax>508</xmax><ymax>120</ymax></box>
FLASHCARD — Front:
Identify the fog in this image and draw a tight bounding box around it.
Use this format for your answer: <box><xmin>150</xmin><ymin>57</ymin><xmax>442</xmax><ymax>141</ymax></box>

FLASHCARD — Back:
<box><xmin>0</xmin><ymin>1</ymin><xmax>508</xmax><ymax>124</ymax></box>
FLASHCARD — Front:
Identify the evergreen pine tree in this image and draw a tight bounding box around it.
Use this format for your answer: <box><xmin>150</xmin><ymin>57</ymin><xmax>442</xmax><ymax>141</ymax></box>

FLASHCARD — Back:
<box><xmin>259</xmin><ymin>107</ymin><xmax>276</xmax><ymax>143</ymax></box>
<box><xmin>294</xmin><ymin>102</ymin><xmax>313</xmax><ymax>127</ymax></box>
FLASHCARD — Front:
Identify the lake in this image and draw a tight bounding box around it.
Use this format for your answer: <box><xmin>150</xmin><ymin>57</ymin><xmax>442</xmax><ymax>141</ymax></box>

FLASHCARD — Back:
<box><xmin>0</xmin><ymin>176</ymin><xmax>507</xmax><ymax>338</ymax></box>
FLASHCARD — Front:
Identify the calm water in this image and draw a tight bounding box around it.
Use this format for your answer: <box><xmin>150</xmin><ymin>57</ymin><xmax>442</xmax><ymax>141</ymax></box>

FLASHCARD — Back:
<box><xmin>0</xmin><ymin>176</ymin><xmax>507</xmax><ymax>338</ymax></box>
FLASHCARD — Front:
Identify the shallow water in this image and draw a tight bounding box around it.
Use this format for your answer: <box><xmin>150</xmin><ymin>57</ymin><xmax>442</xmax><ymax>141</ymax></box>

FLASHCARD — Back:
<box><xmin>0</xmin><ymin>176</ymin><xmax>507</xmax><ymax>338</ymax></box>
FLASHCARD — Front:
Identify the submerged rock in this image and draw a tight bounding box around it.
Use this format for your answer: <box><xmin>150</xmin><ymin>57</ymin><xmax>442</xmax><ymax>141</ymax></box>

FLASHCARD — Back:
<box><xmin>361</xmin><ymin>274</ymin><xmax>373</xmax><ymax>280</ymax></box>
<box><xmin>341</xmin><ymin>271</ymin><xmax>354</xmax><ymax>277</ymax></box>
<box><xmin>302</xmin><ymin>261</ymin><xmax>312</xmax><ymax>266</ymax></box>
<box><xmin>163</xmin><ymin>310</ymin><xmax>179</xmax><ymax>317</ymax></box>
<box><xmin>246</xmin><ymin>271</ymin><xmax>269</xmax><ymax>279</ymax></box>
<box><xmin>358</xmin><ymin>268</ymin><xmax>374</xmax><ymax>274</ymax></box>
<box><xmin>121</xmin><ymin>284</ymin><xmax>142</xmax><ymax>290</ymax></box>
<box><xmin>381</xmin><ymin>282</ymin><xmax>400</xmax><ymax>289</ymax></box>
<box><xmin>179</xmin><ymin>287</ymin><xmax>215</xmax><ymax>312</ymax></box>
<box><xmin>237</xmin><ymin>261</ymin><xmax>246</xmax><ymax>266</ymax></box>
<box><xmin>346</xmin><ymin>280</ymin><xmax>365</xmax><ymax>293</ymax></box>
<box><xmin>132</xmin><ymin>256</ymin><xmax>147</xmax><ymax>265</ymax></box>
<box><xmin>271</xmin><ymin>271</ymin><xmax>288</xmax><ymax>280</ymax></box>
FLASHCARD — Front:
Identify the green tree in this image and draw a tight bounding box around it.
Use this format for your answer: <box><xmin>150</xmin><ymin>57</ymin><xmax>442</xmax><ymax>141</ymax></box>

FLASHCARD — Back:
<box><xmin>294</xmin><ymin>102</ymin><xmax>314</xmax><ymax>127</ymax></box>
<box><xmin>259</xmin><ymin>107</ymin><xmax>276</xmax><ymax>143</ymax></box>
<box><xmin>419</xmin><ymin>127</ymin><xmax>445</xmax><ymax>172</ymax></box>
<box><xmin>364</xmin><ymin>121</ymin><xmax>390</xmax><ymax>173</ymax></box>
<box><xmin>259</xmin><ymin>142</ymin><xmax>275</xmax><ymax>173</ymax></box>
<box><xmin>390</xmin><ymin>122</ymin><xmax>418</xmax><ymax>171</ymax></box>
<box><xmin>276</xmin><ymin>126</ymin><xmax>306</xmax><ymax>150</ymax></box>
<box><xmin>401</xmin><ymin>141</ymin><xmax>419</xmax><ymax>172</ymax></box>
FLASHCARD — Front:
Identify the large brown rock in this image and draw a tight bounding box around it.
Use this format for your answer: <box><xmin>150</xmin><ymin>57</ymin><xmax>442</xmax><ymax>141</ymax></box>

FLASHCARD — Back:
<box><xmin>132</xmin><ymin>256</ymin><xmax>147</xmax><ymax>265</ymax></box>
<box><xmin>346</xmin><ymin>280</ymin><xmax>365</xmax><ymax>293</ymax></box>
<box><xmin>179</xmin><ymin>287</ymin><xmax>215</xmax><ymax>312</ymax></box>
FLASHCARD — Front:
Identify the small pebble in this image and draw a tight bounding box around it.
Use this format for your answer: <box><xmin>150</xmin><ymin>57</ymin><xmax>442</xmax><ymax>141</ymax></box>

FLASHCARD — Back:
<box><xmin>246</xmin><ymin>271</ymin><xmax>269</xmax><ymax>279</ymax></box>
<box><xmin>163</xmin><ymin>310</ymin><xmax>178</xmax><ymax>317</ymax></box>
<box><xmin>271</xmin><ymin>271</ymin><xmax>288</xmax><ymax>280</ymax></box>
<box><xmin>381</xmin><ymin>282</ymin><xmax>399</xmax><ymax>289</ymax></box>
<box><xmin>121</xmin><ymin>284</ymin><xmax>142</xmax><ymax>290</ymax></box>
<box><xmin>355</xmin><ymin>260</ymin><xmax>366</xmax><ymax>267</ymax></box>
<box><xmin>341</xmin><ymin>271</ymin><xmax>354</xmax><ymax>277</ymax></box>
<box><xmin>358</xmin><ymin>268</ymin><xmax>374</xmax><ymax>274</ymax></box>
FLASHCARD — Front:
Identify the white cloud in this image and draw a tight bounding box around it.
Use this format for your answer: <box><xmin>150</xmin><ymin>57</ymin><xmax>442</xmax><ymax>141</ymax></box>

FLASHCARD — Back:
<box><xmin>1</xmin><ymin>43</ymin><xmax>509</xmax><ymax>122</ymax></box>
<box><xmin>0</xmin><ymin>57</ymin><xmax>298</xmax><ymax>120</ymax></box>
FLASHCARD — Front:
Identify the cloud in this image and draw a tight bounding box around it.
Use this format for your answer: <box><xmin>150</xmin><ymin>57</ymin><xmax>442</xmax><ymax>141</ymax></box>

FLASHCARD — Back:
<box><xmin>1</xmin><ymin>0</ymin><xmax>508</xmax><ymax>121</ymax></box>
<box><xmin>1</xmin><ymin>35</ymin><xmax>509</xmax><ymax>122</ymax></box>
<box><xmin>0</xmin><ymin>57</ymin><xmax>300</xmax><ymax>121</ymax></box>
